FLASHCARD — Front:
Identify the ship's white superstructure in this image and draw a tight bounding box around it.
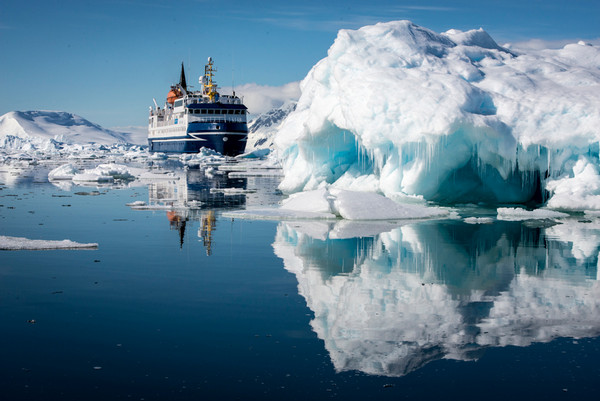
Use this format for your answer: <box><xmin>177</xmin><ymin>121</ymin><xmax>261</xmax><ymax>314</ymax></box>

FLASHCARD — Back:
<box><xmin>148</xmin><ymin>58</ymin><xmax>248</xmax><ymax>155</ymax></box>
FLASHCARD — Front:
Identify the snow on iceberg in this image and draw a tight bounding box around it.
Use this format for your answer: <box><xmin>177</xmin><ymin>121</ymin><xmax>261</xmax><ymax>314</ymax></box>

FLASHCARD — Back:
<box><xmin>0</xmin><ymin>235</ymin><xmax>98</xmax><ymax>250</ymax></box>
<box><xmin>275</xmin><ymin>21</ymin><xmax>600</xmax><ymax>208</ymax></box>
<box><xmin>545</xmin><ymin>157</ymin><xmax>600</xmax><ymax>210</ymax></box>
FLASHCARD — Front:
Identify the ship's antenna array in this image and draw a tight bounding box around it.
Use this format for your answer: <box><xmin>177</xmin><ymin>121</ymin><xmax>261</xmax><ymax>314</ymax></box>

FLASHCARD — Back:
<box><xmin>232</xmin><ymin>53</ymin><xmax>236</xmax><ymax>97</ymax></box>
<box><xmin>204</xmin><ymin>57</ymin><xmax>218</xmax><ymax>102</ymax></box>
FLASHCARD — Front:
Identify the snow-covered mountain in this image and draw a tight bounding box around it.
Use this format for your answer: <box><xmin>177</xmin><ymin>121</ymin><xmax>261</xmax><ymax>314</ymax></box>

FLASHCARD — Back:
<box><xmin>0</xmin><ymin>111</ymin><xmax>140</xmax><ymax>147</ymax></box>
<box><xmin>275</xmin><ymin>20</ymin><xmax>600</xmax><ymax>210</ymax></box>
<box><xmin>246</xmin><ymin>101</ymin><xmax>296</xmax><ymax>152</ymax></box>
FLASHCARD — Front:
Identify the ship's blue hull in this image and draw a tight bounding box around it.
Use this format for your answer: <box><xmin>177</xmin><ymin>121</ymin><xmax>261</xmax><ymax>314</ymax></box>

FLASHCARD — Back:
<box><xmin>149</xmin><ymin>122</ymin><xmax>247</xmax><ymax>156</ymax></box>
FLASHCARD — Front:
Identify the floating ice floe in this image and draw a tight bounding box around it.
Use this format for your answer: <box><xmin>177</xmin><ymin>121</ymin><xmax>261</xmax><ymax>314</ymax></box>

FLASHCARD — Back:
<box><xmin>48</xmin><ymin>163</ymin><xmax>79</xmax><ymax>180</ymax></box>
<box><xmin>179</xmin><ymin>147</ymin><xmax>226</xmax><ymax>167</ymax></box>
<box><xmin>209</xmin><ymin>188</ymin><xmax>257</xmax><ymax>195</ymax></box>
<box><xmin>496</xmin><ymin>207</ymin><xmax>569</xmax><ymax>221</ymax></box>
<box><xmin>72</xmin><ymin>163</ymin><xmax>134</xmax><ymax>183</ymax></box>
<box><xmin>225</xmin><ymin>188</ymin><xmax>449</xmax><ymax>221</ymax></box>
<box><xmin>0</xmin><ymin>235</ymin><xmax>98</xmax><ymax>250</ymax></box>
<box><xmin>464</xmin><ymin>217</ymin><xmax>494</xmax><ymax>224</ymax></box>
<box><xmin>235</xmin><ymin>148</ymin><xmax>271</xmax><ymax>159</ymax></box>
<box><xmin>125</xmin><ymin>200</ymin><xmax>147</xmax><ymax>207</ymax></box>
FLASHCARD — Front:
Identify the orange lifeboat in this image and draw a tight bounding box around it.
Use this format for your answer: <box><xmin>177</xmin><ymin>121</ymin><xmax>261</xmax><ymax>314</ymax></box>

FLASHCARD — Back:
<box><xmin>166</xmin><ymin>87</ymin><xmax>182</xmax><ymax>104</ymax></box>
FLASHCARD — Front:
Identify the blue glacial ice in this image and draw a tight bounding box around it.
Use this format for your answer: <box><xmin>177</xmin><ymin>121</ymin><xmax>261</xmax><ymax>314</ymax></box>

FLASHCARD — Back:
<box><xmin>275</xmin><ymin>21</ymin><xmax>600</xmax><ymax>209</ymax></box>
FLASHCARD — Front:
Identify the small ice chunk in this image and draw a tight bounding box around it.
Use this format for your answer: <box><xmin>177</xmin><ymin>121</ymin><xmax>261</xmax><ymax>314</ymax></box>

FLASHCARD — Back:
<box><xmin>0</xmin><ymin>236</ymin><xmax>98</xmax><ymax>250</ymax></box>
<box><xmin>464</xmin><ymin>217</ymin><xmax>494</xmax><ymax>224</ymax></box>
<box><xmin>72</xmin><ymin>173</ymin><xmax>114</xmax><ymax>183</ymax></box>
<box><xmin>126</xmin><ymin>201</ymin><xmax>147</xmax><ymax>207</ymax></box>
<box><xmin>497</xmin><ymin>207</ymin><xmax>569</xmax><ymax>221</ymax></box>
<box><xmin>48</xmin><ymin>163</ymin><xmax>79</xmax><ymax>180</ymax></box>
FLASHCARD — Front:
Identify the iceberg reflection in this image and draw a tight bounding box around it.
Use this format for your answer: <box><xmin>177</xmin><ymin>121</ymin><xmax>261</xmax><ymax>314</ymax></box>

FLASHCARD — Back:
<box><xmin>273</xmin><ymin>219</ymin><xmax>600</xmax><ymax>377</ymax></box>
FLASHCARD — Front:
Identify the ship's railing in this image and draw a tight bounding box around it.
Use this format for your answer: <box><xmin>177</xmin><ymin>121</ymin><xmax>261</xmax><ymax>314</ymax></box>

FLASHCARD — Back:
<box><xmin>150</xmin><ymin>116</ymin><xmax>246</xmax><ymax>128</ymax></box>
<box><xmin>152</xmin><ymin>119</ymin><xmax>178</xmax><ymax>128</ymax></box>
<box><xmin>183</xmin><ymin>95</ymin><xmax>242</xmax><ymax>105</ymax></box>
<box><xmin>188</xmin><ymin>116</ymin><xmax>246</xmax><ymax>123</ymax></box>
<box><xmin>149</xmin><ymin>109</ymin><xmax>167</xmax><ymax>117</ymax></box>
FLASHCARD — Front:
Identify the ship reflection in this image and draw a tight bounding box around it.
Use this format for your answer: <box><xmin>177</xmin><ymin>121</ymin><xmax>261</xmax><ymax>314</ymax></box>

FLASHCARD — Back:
<box><xmin>200</xmin><ymin>210</ymin><xmax>216</xmax><ymax>255</ymax></box>
<box><xmin>147</xmin><ymin>167</ymin><xmax>246</xmax><ymax>254</ymax></box>
<box><xmin>273</xmin><ymin>219</ymin><xmax>600</xmax><ymax>377</ymax></box>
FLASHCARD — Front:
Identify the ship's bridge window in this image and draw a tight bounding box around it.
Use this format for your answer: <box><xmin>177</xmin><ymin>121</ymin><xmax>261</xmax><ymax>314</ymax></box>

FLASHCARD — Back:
<box><xmin>208</xmin><ymin>109</ymin><xmax>214</xmax><ymax>114</ymax></box>
<box><xmin>228</xmin><ymin>110</ymin><xmax>234</xmax><ymax>114</ymax></box>
<box><xmin>174</xmin><ymin>99</ymin><xmax>183</xmax><ymax>107</ymax></box>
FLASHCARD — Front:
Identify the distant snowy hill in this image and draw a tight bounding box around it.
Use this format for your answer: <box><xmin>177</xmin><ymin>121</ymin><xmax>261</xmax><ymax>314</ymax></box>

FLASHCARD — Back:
<box><xmin>246</xmin><ymin>101</ymin><xmax>296</xmax><ymax>152</ymax></box>
<box><xmin>276</xmin><ymin>20</ymin><xmax>600</xmax><ymax>210</ymax></box>
<box><xmin>0</xmin><ymin>111</ymin><xmax>140</xmax><ymax>147</ymax></box>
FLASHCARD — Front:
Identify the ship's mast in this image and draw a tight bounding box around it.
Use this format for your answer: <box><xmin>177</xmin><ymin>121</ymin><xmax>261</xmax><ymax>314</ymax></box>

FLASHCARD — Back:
<box><xmin>204</xmin><ymin>57</ymin><xmax>218</xmax><ymax>102</ymax></box>
<box><xmin>179</xmin><ymin>62</ymin><xmax>187</xmax><ymax>92</ymax></box>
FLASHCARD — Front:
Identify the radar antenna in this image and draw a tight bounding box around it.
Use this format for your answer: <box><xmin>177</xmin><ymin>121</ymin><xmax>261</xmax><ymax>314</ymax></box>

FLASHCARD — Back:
<box><xmin>203</xmin><ymin>57</ymin><xmax>218</xmax><ymax>102</ymax></box>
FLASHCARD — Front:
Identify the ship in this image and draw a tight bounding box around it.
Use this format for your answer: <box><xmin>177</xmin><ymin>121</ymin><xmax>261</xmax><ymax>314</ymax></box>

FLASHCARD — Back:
<box><xmin>148</xmin><ymin>58</ymin><xmax>248</xmax><ymax>155</ymax></box>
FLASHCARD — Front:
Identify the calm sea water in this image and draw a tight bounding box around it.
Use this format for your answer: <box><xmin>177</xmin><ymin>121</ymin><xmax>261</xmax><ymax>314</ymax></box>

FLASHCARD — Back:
<box><xmin>1</xmin><ymin>163</ymin><xmax>599</xmax><ymax>400</ymax></box>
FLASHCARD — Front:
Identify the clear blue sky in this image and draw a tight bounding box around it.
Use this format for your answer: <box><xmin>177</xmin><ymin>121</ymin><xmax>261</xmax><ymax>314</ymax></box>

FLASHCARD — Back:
<box><xmin>1</xmin><ymin>0</ymin><xmax>598</xmax><ymax>128</ymax></box>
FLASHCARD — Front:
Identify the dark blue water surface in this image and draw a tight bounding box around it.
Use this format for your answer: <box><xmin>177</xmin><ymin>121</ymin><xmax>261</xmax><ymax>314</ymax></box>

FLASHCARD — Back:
<box><xmin>1</xmin><ymin>167</ymin><xmax>600</xmax><ymax>400</ymax></box>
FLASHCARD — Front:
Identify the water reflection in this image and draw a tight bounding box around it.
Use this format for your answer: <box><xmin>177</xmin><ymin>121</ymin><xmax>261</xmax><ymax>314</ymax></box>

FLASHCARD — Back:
<box><xmin>144</xmin><ymin>167</ymin><xmax>245</xmax><ymax>252</ymax></box>
<box><xmin>273</xmin><ymin>219</ymin><xmax>600</xmax><ymax>377</ymax></box>
<box><xmin>142</xmin><ymin>165</ymin><xmax>282</xmax><ymax>252</ymax></box>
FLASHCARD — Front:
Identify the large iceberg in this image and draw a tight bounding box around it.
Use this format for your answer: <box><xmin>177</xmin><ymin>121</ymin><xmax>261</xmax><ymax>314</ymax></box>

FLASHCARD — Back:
<box><xmin>275</xmin><ymin>21</ymin><xmax>600</xmax><ymax>208</ymax></box>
